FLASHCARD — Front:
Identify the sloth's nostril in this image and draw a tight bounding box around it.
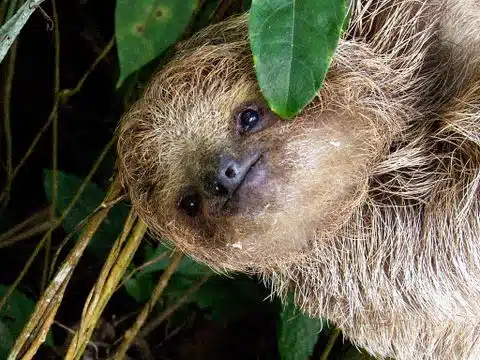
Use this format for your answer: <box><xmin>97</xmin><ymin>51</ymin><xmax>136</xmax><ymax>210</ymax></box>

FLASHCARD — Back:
<box><xmin>225</xmin><ymin>166</ymin><xmax>236</xmax><ymax>179</ymax></box>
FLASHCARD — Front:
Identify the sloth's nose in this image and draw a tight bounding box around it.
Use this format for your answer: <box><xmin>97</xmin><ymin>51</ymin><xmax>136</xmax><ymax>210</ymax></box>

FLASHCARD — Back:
<box><xmin>214</xmin><ymin>153</ymin><xmax>260</xmax><ymax>196</ymax></box>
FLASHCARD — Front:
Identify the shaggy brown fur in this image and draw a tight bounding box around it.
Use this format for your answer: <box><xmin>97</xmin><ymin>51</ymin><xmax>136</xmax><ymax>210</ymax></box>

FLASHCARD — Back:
<box><xmin>117</xmin><ymin>1</ymin><xmax>480</xmax><ymax>359</ymax></box>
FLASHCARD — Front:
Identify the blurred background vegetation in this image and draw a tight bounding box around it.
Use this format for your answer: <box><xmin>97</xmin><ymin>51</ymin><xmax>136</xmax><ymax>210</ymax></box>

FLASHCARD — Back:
<box><xmin>0</xmin><ymin>0</ymin><xmax>373</xmax><ymax>359</ymax></box>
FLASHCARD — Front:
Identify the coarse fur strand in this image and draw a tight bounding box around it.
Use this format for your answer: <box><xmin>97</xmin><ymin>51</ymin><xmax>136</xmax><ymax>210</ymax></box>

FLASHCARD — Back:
<box><xmin>117</xmin><ymin>0</ymin><xmax>480</xmax><ymax>359</ymax></box>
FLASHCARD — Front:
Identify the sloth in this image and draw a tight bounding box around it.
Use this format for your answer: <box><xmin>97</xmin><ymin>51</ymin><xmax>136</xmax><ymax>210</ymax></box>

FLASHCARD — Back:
<box><xmin>117</xmin><ymin>0</ymin><xmax>480</xmax><ymax>359</ymax></box>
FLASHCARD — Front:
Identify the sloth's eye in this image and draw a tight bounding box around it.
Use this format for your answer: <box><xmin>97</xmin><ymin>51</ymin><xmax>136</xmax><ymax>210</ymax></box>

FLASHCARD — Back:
<box><xmin>239</xmin><ymin>109</ymin><xmax>260</xmax><ymax>132</ymax></box>
<box><xmin>235</xmin><ymin>103</ymin><xmax>276</xmax><ymax>135</ymax></box>
<box><xmin>178</xmin><ymin>194</ymin><xmax>201</xmax><ymax>216</ymax></box>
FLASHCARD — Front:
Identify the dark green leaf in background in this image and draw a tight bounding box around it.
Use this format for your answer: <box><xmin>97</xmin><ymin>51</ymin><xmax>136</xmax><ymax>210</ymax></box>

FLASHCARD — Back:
<box><xmin>278</xmin><ymin>296</ymin><xmax>327</xmax><ymax>360</ymax></box>
<box><xmin>342</xmin><ymin>347</ymin><xmax>378</xmax><ymax>360</ymax></box>
<box><xmin>140</xmin><ymin>243</ymin><xmax>212</xmax><ymax>277</ymax></box>
<box><xmin>123</xmin><ymin>243</ymin><xmax>213</xmax><ymax>303</ymax></box>
<box><xmin>0</xmin><ymin>320</ymin><xmax>14</xmax><ymax>360</ymax></box>
<box><xmin>115</xmin><ymin>0</ymin><xmax>198</xmax><ymax>86</ymax></box>
<box><xmin>43</xmin><ymin>170</ymin><xmax>129</xmax><ymax>259</ymax></box>
<box><xmin>249</xmin><ymin>0</ymin><xmax>347</xmax><ymax>118</ymax></box>
<box><xmin>165</xmin><ymin>275</ymin><xmax>275</xmax><ymax>321</ymax></box>
<box><xmin>0</xmin><ymin>285</ymin><xmax>54</xmax><ymax>358</ymax></box>
<box><xmin>124</xmin><ymin>273</ymin><xmax>156</xmax><ymax>303</ymax></box>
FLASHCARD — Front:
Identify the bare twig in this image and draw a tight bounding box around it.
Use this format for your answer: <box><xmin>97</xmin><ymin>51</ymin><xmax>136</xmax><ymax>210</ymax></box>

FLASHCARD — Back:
<box><xmin>64</xmin><ymin>214</ymin><xmax>147</xmax><ymax>359</ymax></box>
<box><xmin>48</xmin><ymin>192</ymin><xmax>125</xmax><ymax>281</ymax></box>
<box><xmin>0</xmin><ymin>208</ymin><xmax>49</xmax><ymax>243</ymax></box>
<box><xmin>0</xmin><ymin>34</ymin><xmax>115</xmax><ymax>204</ymax></box>
<box><xmin>7</xmin><ymin>176</ymin><xmax>122</xmax><ymax>360</ymax></box>
<box><xmin>0</xmin><ymin>104</ymin><xmax>55</xmax><ymax>203</ymax></box>
<box><xmin>140</xmin><ymin>273</ymin><xmax>210</xmax><ymax>338</ymax></box>
<box><xmin>59</xmin><ymin>36</ymin><xmax>115</xmax><ymax>100</ymax></box>
<box><xmin>42</xmin><ymin>0</ymin><xmax>60</xmax><ymax>293</ymax></box>
<box><xmin>111</xmin><ymin>251</ymin><xmax>184</xmax><ymax>359</ymax></box>
<box><xmin>1</xmin><ymin>38</ymin><xmax>18</xmax><ymax>209</ymax></box>
<box><xmin>319</xmin><ymin>327</ymin><xmax>342</xmax><ymax>360</ymax></box>
<box><xmin>116</xmin><ymin>251</ymin><xmax>168</xmax><ymax>292</ymax></box>
<box><xmin>0</xmin><ymin>220</ymin><xmax>53</xmax><ymax>249</ymax></box>
<box><xmin>1</xmin><ymin>139</ymin><xmax>116</xmax><ymax>314</ymax></box>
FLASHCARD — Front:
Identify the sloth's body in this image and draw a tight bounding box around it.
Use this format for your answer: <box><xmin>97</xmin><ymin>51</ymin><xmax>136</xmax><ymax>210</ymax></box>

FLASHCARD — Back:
<box><xmin>117</xmin><ymin>1</ymin><xmax>480</xmax><ymax>359</ymax></box>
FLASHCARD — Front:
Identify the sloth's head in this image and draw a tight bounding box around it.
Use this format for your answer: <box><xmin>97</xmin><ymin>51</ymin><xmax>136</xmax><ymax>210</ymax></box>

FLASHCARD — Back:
<box><xmin>117</xmin><ymin>15</ymin><xmax>420</xmax><ymax>272</ymax></box>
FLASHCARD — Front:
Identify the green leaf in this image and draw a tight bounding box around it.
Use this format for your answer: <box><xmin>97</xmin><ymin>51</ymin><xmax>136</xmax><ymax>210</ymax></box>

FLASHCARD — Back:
<box><xmin>277</xmin><ymin>296</ymin><xmax>326</xmax><ymax>360</ymax></box>
<box><xmin>165</xmin><ymin>275</ymin><xmax>275</xmax><ymax>320</ymax></box>
<box><xmin>124</xmin><ymin>273</ymin><xmax>155</xmax><ymax>303</ymax></box>
<box><xmin>43</xmin><ymin>170</ymin><xmax>129</xmax><ymax>258</ymax></box>
<box><xmin>0</xmin><ymin>285</ymin><xmax>54</xmax><ymax>358</ymax></box>
<box><xmin>0</xmin><ymin>0</ymin><xmax>47</xmax><ymax>64</ymax></box>
<box><xmin>0</xmin><ymin>320</ymin><xmax>14</xmax><ymax>360</ymax></box>
<box><xmin>249</xmin><ymin>0</ymin><xmax>347</xmax><ymax>118</ymax></box>
<box><xmin>115</xmin><ymin>0</ymin><xmax>198</xmax><ymax>86</ymax></box>
<box><xmin>123</xmin><ymin>243</ymin><xmax>212</xmax><ymax>303</ymax></box>
<box><xmin>141</xmin><ymin>243</ymin><xmax>212</xmax><ymax>277</ymax></box>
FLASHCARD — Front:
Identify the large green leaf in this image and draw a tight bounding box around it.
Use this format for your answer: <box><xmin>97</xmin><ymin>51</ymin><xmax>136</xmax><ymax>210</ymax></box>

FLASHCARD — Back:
<box><xmin>277</xmin><ymin>296</ymin><xmax>326</xmax><ymax>360</ymax></box>
<box><xmin>115</xmin><ymin>0</ymin><xmax>198</xmax><ymax>86</ymax></box>
<box><xmin>249</xmin><ymin>0</ymin><xmax>347</xmax><ymax>118</ymax></box>
<box><xmin>0</xmin><ymin>285</ymin><xmax>54</xmax><ymax>358</ymax></box>
<box><xmin>43</xmin><ymin>170</ymin><xmax>129</xmax><ymax>258</ymax></box>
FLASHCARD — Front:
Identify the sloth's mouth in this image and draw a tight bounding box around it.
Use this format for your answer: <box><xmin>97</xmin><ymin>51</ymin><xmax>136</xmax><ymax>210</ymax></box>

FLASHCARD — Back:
<box><xmin>222</xmin><ymin>153</ymin><xmax>264</xmax><ymax>210</ymax></box>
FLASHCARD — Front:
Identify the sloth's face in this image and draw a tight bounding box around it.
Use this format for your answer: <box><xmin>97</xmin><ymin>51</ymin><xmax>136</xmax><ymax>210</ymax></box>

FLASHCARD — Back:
<box><xmin>118</xmin><ymin>44</ymin><xmax>384</xmax><ymax>271</ymax></box>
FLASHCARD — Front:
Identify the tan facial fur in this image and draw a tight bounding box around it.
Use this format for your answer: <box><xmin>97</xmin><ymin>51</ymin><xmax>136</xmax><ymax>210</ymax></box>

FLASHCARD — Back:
<box><xmin>117</xmin><ymin>1</ymin><xmax>480</xmax><ymax>359</ymax></box>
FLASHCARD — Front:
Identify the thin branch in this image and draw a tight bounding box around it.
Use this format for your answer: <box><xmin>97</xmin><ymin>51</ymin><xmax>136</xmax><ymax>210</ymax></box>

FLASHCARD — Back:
<box><xmin>42</xmin><ymin>0</ymin><xmax>60</xmax><ymax>293</ymax></box>
<box><xmin>59</xmin><ymin>36</ymin><xmax>115</xmax><ymax>100</ymax></box>
<box><xmin>140</xmin><ymin>273</ymin><xmax>210</xmax><ymax>338</ymax></box>
<box><xmin>116</xmin><ymin>251</ymin><xmax>168</xmax><ymax>292</ymax></box>
<box><xmin>0</xmin><ymin>138</ymin><xmax>115</xmax><ymax>313</ymax></box>
<box><xmin>1</xmin><ymin>38</ymin><xmax>18</xmax><ymax>209</ymax></box>
<box><xmin>0</xmin><ymin>208</ymin><xmax>49</xmax><ymax>243</ymax></box>
<box><xmin>0</xmin><ymin>102</ymin><xmax>55</xmax><ymax>203</ymax></box>
<box><xmin>8</xmin><ymin>177</ymin><xmax>123</xmax><ymax>360</ymax></box>
<box><xmin>111</xmin><ymin>251</ymin><xmax>184</xmax><ymax>359</ymax></box>
<box><xmin>64</xmin><ymin>214</ymin><xmax>147</xmax><ymax>360</ymax></box>
<box><xmin>48</xmin><ymin>193</ymin><xmax>125</xmax><ymax>281</ymax></box>
<box><xmin>0</xmin><ymin>34</ymin><xmax>115</xmax><ymax>203</ymax></box>
<box><xmin>319</xmin><ymin>327</ymin><xmax>342</xmax><ymax>360</ymax></box>
<box><xmin>0</xmin><ymin>228</ymin><xmax>47</xmax><ymax>313</ymax></box>
<box><xmin>0</xmin><ymin>220</ymin><xmax>53</xmax><ymax>249</ymax></box>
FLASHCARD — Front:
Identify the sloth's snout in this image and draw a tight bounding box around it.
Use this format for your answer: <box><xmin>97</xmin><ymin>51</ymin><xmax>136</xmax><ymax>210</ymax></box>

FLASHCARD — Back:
<box><xmin>213</xmin><ymin>153</ymin><xmax>261</xmax><ymax>197</ymax></box>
